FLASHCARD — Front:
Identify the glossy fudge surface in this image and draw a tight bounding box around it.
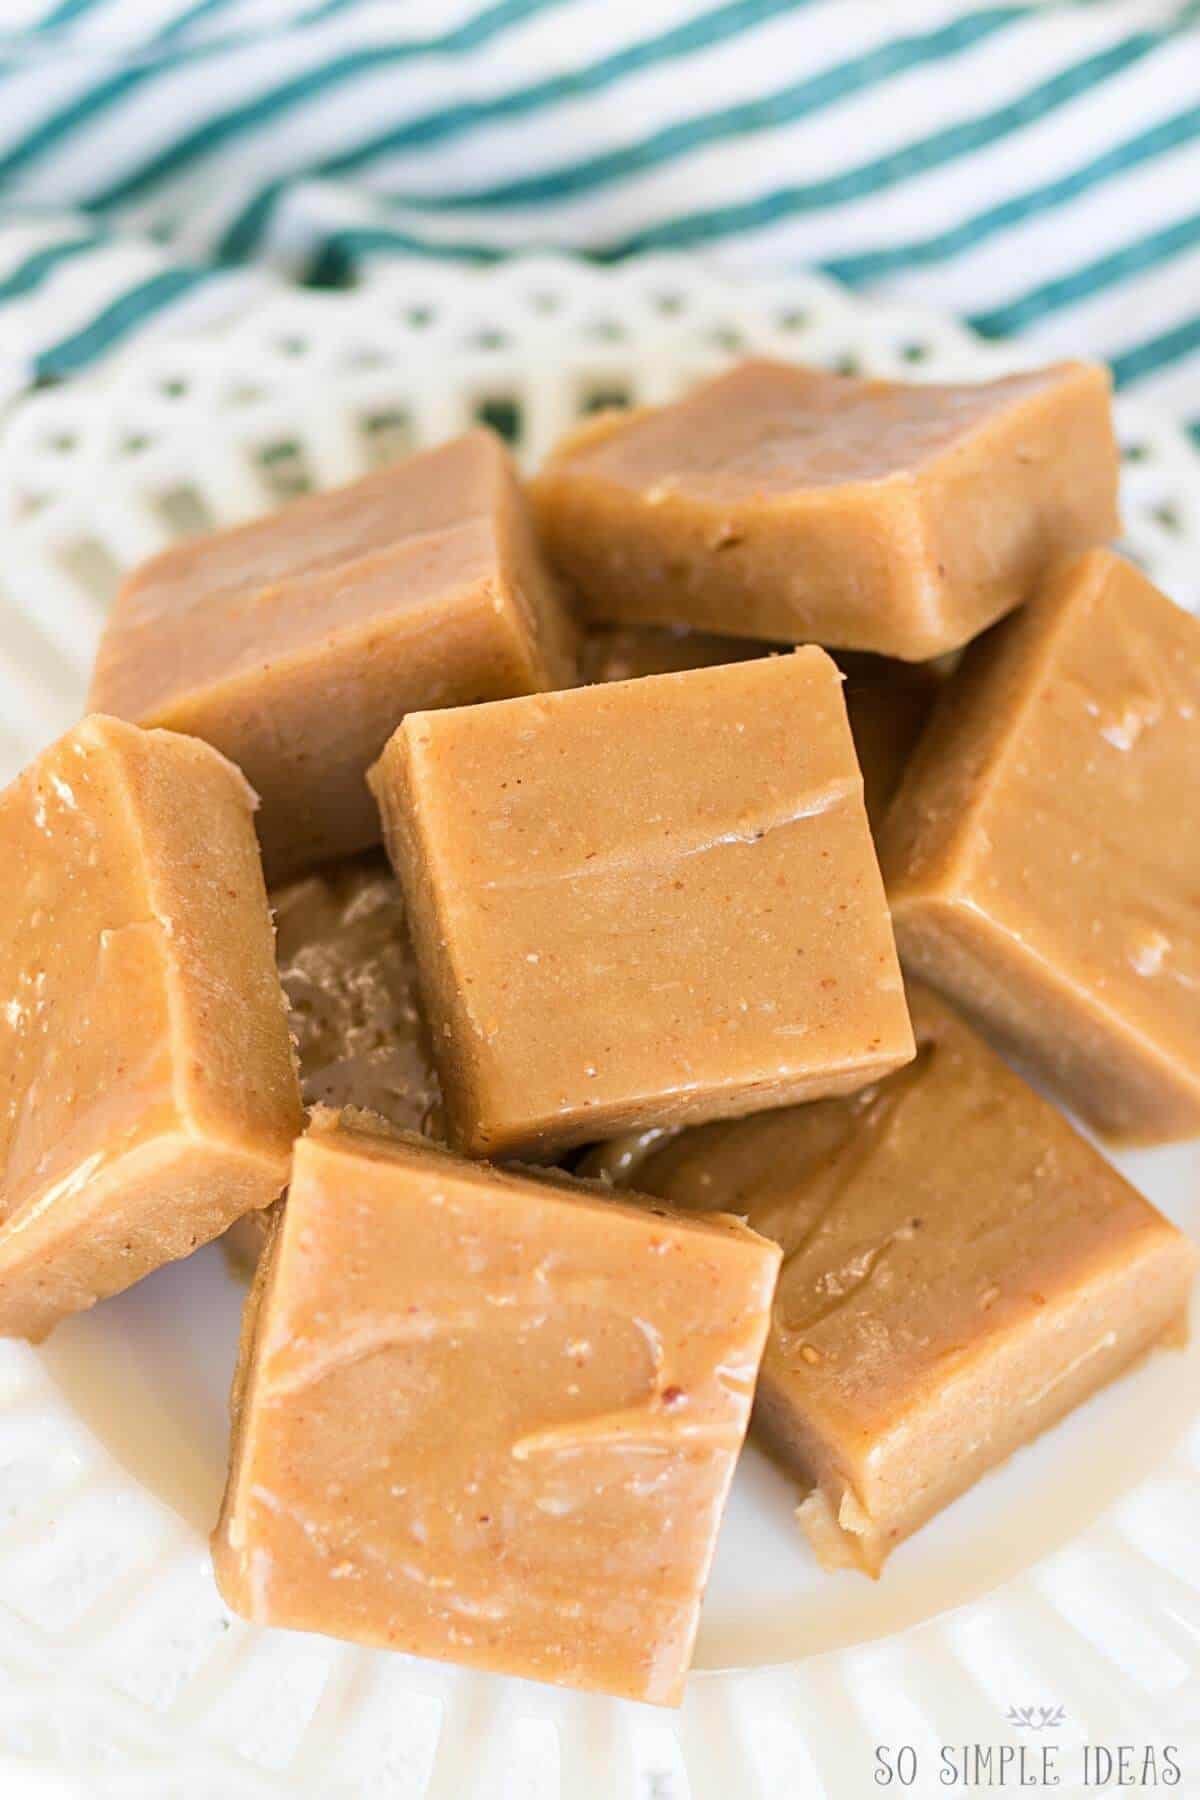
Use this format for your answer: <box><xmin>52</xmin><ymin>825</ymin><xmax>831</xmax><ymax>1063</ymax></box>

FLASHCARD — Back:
<box><xmin>0</xmin><ymin>717</ymin><xmax>300</xmax><ymax>1339</ymax></box>
<box><xmin>532</xmin><ymin>358</ymin><xmax>1118</xmax><ymax>660</ymax></box>
<box><xmin>581</xmin><ymin>627</ymin><xmax>938</xmax><ymax>835</ymax></box>
<box><xmin>585</xmin><ymin>986</ymin><xmax>1196</xmax><ymax>1574</ymax></box>
<box><xmin>90</xmin><ymin>431</ymin><xmax>576</xmax><ymax>880</ymax></box>
<box><xmin>882</xmin><ymin>550</ymin><xmax>1200</xmax><ymax>1142</ymax></box>
<box><xmin>370</xmin><ymin>649</ymin><xmax>913</xmax><ymax>1158</ymax></box>
<box><xmin>213</xmin><ymin>1112</ymin><xmax>780</xmax><ymax>1705</ymax></box>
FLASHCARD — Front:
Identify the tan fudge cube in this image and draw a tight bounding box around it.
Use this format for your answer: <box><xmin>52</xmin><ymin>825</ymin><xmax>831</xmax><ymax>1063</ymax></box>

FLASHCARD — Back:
<box><xmin>586</xmin><ymin>986</ymin><xmax>1196</xmax><ymax>1575</ymax></box>
<box><xmin>0</xmin><ymin>716</ymin><xmax>301</xmax><ymax>1339</ymax></box>
<box><xmin>882</xmin><ymin>550</ymin><xmax>1200</xmax><ymax>1142</ymax></box>
<box><xmin>532</xmin><ymin>358</ymin><xmax>1118</xmax><ymax>660</ymax></box>
<box><xmin>370</xmin><ymin>649</ymin><xmax>913</xmax><ymax>1158</ymax></box>
<box><xmin>90</xmin><ymin>431</ymin><xmax>577</xmax><ymax>881</ymax></box>
<box><xmin>212</xmin><ymin>1112</ymin><xmax>780</xmax><ymax>1706</ymax></box>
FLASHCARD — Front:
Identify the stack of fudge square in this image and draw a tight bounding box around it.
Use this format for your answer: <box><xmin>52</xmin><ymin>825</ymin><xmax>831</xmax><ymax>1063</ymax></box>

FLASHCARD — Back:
<box><xmin>3</xmin><ymin>358</ymin><xmax>1197</xmax><ymax>1708</ymax></box>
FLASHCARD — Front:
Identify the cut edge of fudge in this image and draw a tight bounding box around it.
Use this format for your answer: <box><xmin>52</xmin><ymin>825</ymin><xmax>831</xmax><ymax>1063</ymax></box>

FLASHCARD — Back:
<box><xmin>881</xmin><ymin>549</ymin><xmax>1200</xmax><ymax>1141</ymax></box>
<box><xmin>889</xmin><ymin>893</ymin><xmax>1200</xmax><ymax>1145</ymax></box>
<box><xmin>0</xmin><ymin>1131</ymin><xmax>292</xmax><ymax>1344</ymax></box>
<box><xmin>760</xmin><ymin>1202</ymin><xmax>1192</xmax><ymax>1577</ymax></box>
<box><xmin>880</xmin><ymin>552</ymin><xmax>1095</xmax><ymax>902</ymax></box>
<box><xmin>227</xmin><ymin>1178</ymin><xmax>287</xmax><ymax>1439</ymax></box>
<box><xmin>908</xmin><ymin>360</ymin><xmax>1118</xmax><ymax>657</ymax></box>
<box><xmin>367</xmin><ymin>734</ymin><xmax>494</xmax><ymax>1151</ymax></box>
<box><xmin>104</xmin><ymin>718</ymin><xmax>302</xmax><ymax>1166</ymax></box>
<box><xmin>486</xmin><ymin>432</ymin><xmax>580</xmax><ymax>696</ymax></box>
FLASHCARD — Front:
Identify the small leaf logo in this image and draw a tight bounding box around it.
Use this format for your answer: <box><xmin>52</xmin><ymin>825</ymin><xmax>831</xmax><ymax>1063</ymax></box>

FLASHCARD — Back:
<box><xmin>1006</xmin><ymin>1704</ymin><xmax>1066</xmax><ymax>1731</ymax></box>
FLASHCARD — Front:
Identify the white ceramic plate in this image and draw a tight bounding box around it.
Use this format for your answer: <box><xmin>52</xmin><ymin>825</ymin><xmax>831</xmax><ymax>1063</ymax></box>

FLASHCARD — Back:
<box><xmin>0</xmin><ymin>256</ymin><xmax>1197</xmax><ymax>1800</ymax></box>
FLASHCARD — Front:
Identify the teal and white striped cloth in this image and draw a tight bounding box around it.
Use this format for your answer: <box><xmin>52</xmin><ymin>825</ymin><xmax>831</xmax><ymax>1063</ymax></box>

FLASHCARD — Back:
<box><xmin>1</xmin><ymin>0</ymin><xmax>1198</xmax><ymax>429</ymax></box>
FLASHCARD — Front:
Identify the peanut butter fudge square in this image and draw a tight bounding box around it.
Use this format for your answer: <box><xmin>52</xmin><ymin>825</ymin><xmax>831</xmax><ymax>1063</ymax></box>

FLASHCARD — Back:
<box><xmin>369</xmin><ymin>649</ymin><xmax>914</xmax><ymax>1159</ymax></box>
<box><xmin>583</xmin><ymin>986</ymin><xmax>1196</xmax><ymax>1575</ymax></box>
<box><xmin>212</xmin><ymin>1111</ymin><xmax>780</xmax><ymax>1706</ymax></box>
<box><xmin>882</xmin><ymin>549</ymin><xmax>1200</xmax><ymax>1142</ymax></box>
<box><xmin>90</xmin><ymin>431</ymin><xmax>577</xmax><ymax>881</ymax></box>
<box><xmin>0</xmin><ymin>717</ymin><xmax>301</xmax><ymax>1340</ymax></box>
<box><xmin>532</xmin><ymin>358</ymin><xmax>1118</xmax><ymax>660</ymax></box>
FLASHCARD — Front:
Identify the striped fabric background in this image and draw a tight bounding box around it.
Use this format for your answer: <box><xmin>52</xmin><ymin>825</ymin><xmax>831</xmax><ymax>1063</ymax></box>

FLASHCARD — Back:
<box><xmin>0</xmin><ymin>0</ymin><xmax>1198</xmax><ymax>429</ymax></box>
